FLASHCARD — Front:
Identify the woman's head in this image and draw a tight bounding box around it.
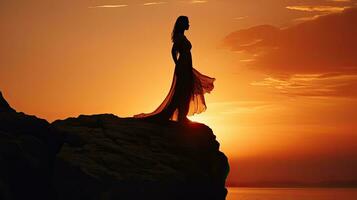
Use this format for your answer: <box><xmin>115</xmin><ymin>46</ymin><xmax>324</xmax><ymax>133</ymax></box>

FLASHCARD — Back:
<box><xmin>171</xmin><ymin>16</ymin><xmax>190</xmax><ymax>42</ymax></box>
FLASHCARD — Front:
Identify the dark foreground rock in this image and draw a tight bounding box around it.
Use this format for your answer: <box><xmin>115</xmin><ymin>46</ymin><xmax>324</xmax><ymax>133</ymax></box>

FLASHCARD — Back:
<box><xmin>0</xmin><ymin>92</ymin><xmax>15</xmax><ymax>112</ymax></box>
<box><xmin>52</xmin><ymin>114</ymin><xmax>229</xmax><ymax>200</ymax></box>
<box><xmin>0</xmin><ymin>92</ymin><xmax>229</xmax><ymax>200</ymax></box>
<box><xmin>0</xmin><ymin>92</ymin><xmax>62</xmax><ymax>200</ymax></box>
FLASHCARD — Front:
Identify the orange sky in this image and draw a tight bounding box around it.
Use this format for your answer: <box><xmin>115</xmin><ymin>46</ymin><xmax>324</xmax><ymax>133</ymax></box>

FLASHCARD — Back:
<box><xmin>1</xmin><ymin>0</ymin><xmax>357</xmax><ymax>185</ymax></box>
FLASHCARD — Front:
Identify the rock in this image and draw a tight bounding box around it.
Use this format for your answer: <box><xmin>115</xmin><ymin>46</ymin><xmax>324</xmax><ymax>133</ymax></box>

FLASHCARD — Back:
<box><xmin>52</xmin><ymin>114</ymin><xmax>229</xmax><ymax>200</ymax></box>
<box><xmin>0</xmin><ymin>91</ymin><xmax>63</xmax><ymax>200</ymax></box>
<box><xmin>0</xmin><ymin>92</ymin><xmax>15</xmax><ymax>112</ymax></box>
<box><xmin>0</xmin><ymin>92</ymin><xmax>229</xmax><ymax>200</ymax></box>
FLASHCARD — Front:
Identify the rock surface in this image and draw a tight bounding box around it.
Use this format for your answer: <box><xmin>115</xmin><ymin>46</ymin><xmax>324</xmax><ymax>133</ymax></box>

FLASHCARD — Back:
<box><xmin>0</xmin><ymin>92</ymin><xmax>229</xmax><ymax>200</ymax></box>
<box><xmin>53</xmin><ymin>114</ymin><xmax>229</xmax><ymax>200</ymax></box>
<box><xmin>0</xmin><ymin>92</ymin><xmax>62</xmax><ymax>200</ymax></box>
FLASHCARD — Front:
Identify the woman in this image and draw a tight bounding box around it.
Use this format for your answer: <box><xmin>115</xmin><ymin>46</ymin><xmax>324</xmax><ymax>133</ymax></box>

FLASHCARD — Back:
<box><xmin>134</xmin><ymin>16</ymin><xmax>215</xmax><ymax>123</ymax></box>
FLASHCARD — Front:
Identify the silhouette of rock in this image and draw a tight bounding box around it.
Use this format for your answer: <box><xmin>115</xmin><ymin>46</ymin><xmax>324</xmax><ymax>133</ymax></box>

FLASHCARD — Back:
<box><xmin>0</xmin><ymin>92</ymin><xmax>15</xmax><ymax>112</ymax></box>
<box><xmin>0</xmin><ymin>92</ymin><xmax>229</xmax><ymax>200</ymax></box>
<box><xmin>0</xmin><ymin>91</ymin><xmax>62</xmax><ymax>200</ymax></box>
<box><xmin>52</xmin><ymin>114</ymin><xmax>229</xmax><ymax>200</ymax></box>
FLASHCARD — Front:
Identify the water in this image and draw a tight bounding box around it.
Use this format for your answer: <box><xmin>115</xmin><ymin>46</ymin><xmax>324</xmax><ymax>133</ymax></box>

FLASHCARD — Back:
<box><xmin>227</xmin><ymin>187</ymin><xmax>357</xmax><ymax>200</ymax></box>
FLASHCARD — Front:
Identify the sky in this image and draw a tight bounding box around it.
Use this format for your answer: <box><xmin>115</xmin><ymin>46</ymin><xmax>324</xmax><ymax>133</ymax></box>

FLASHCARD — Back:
<box><xmin>1</xmin><ymin>0</ymin><xmax>357</xmax><ymax>186</ymax></box>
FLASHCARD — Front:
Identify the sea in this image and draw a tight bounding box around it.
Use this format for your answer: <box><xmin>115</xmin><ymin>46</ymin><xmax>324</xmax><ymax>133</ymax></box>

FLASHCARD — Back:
<box><xmin>227</xmin><ymin>187</ymin><xmax>357</xmax><ymax>200</ymax></box>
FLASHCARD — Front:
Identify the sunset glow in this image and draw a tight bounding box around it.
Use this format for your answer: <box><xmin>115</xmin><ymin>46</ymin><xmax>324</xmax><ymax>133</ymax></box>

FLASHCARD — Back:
<box><xmin>1</xmin><ymin>0</ymin><xmax>357</xmax><ymax>186</ymax></box>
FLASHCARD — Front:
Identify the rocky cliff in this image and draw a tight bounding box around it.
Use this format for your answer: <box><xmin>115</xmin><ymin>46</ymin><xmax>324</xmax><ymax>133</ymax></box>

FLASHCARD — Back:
<box><xmin>0</xmin><ymin>92</ymin><xmax>62</xmax><ymax>200</ymax></box>
<box><xmin>0</xmin><ymin>92</ymin><xmax>229</xmax><ymax>200</ymax></box>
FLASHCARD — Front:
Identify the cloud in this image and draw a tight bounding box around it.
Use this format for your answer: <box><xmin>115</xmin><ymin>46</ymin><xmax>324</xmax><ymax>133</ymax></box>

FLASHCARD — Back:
<box><xmin>143</xmin><ymin>2</ymin><xmax>167</xmax><ymax>6</ymax></box>
<box><xmin>223</xmin><ymin>8</ymin><xmax>357</xmax><ymax>74</ymax></box>
<box><xmin>286</xmin><ymin>5</ymin><xmax>349</xmax><ymax>12</ymax></box>
<box><xmin>286</xmin><ymin>0</ymin><xmax>356</xmax><ymax>21</ymax></box>
<box><xmin>234</xmin><ymin>16</ymin><xmax>248</xmax><ymax>20</ymax></box>
<box><xmin>251</xmin><ymin>74</ymin><xmax>357</xmax><ymax>98</ymax></box>
<box><xmin>88</xmin><ymin>4</ymin><xmax>128</xmax><ymax>8</ymax></box>
<box><xmin>190</xmin><ymin>0</ymin><xmax>208</xmax><ymax>4</ymax></box>
<box><xmin>328</xmin><ymin>0</ymin><xmax>351</xmax><ymax>2</ymax></box>
<box><xmin>293</xmin><ymin>14</ymin><xmax>325</xmax><ymax>22</ymax></box>
<box><xmin>223</xmin><ymin>8</ymin><xmax>357</xmax><ymax>98</ymax></box>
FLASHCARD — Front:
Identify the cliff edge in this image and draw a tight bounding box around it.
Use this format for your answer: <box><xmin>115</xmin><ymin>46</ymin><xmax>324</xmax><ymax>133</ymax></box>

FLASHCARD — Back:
<box><xmin>0</xmin><ymin>92</ymin><xmax>229</xmax><ymax>200</ymax></box>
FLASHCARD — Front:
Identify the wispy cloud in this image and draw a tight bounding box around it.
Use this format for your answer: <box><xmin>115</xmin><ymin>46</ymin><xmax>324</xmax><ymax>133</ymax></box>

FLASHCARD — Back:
<box><xmin>223</xmin><ymin>8</ymin><xmax>357</xmax><ymax>98</ymax></box>
<box><xmin>328</xmin><ymin>0</ymin><xmax>351</xmax><ymax>2</ymax></box>
<box><xmin>293</xmin><ymin>14</ymin><xmax>324</xmax><ymax>22</ymax></box>
<box><xmin>190</xmin><ymin>0</ymin><xmax>208</xmax><ymax>4</ymax></box>
<box><xmin>251</xmin><ymin>74</ymin><xmax>357</xmax><ymax>98</ymax></box>
<box><xmin>286</xmin><ymin>5</ymin><xmax>349</xmax><ymax>12</ymax></box>
<box><xmin>234</xmin><ymin>16</ymin><xmax>248</xmax><ymax>20</ymax></box>
<box><xmin>143</xmin><ymin>2</ymin><xmax>167</xmax><ymax>6</ymax></box>
<box><xmin>239</xmin><ymin>59</ymin><xmax>255</xmax><ymax>62</ymax></box>
<box><xmin>222</xmin><ymin>8</ymin><xmax>357</xmax><ymax>76</ymax></box>
<box><xmin>88</xmin><ymin>4</ymin><xmax>128</xmax><ymax>9</ymax></box>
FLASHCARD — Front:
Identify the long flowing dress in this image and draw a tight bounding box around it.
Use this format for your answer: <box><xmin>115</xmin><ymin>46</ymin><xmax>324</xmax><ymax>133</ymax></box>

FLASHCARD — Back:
<box><xmin>134</xmin><ymin>34</ymin><xmax>215</xmax><ymax>121</ymax></box>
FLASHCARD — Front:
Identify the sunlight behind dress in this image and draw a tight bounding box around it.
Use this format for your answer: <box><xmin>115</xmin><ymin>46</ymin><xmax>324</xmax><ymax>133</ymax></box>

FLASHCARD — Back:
<box><xmin>134</xmin><ymin>35</ymin><xmax>215</xmax><ymax>121</ymax></box>
<box><xmin>188</xmin><ymin>68</ymin><xmax>215</xmax><ymax>115</ymax></box>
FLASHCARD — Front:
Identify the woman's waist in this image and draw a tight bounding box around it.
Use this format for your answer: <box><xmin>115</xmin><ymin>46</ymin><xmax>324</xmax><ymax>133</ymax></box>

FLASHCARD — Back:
<box><xmin>178</xmin><ymin>54</ymin><xmax>192</xmax><ymax>62</ymax></box>
<box><xmin>178</xmin><ymin>51</ymin><xmax>191</xmax><ymax>57</ymax></box>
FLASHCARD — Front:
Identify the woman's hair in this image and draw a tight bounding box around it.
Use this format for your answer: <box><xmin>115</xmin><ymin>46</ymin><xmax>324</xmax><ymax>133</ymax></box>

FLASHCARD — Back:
<box><xmin>171</xmin><ymin>16</ymin><xmax>189</xmax><ymax>42</ymax></box>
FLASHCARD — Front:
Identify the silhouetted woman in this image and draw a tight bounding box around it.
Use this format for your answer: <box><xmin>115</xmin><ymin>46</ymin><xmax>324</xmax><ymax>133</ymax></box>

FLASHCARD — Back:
<box><xmin>134</xmin><ymin>16</ymin><xmax>215</xmax><ymax>123</ymax></box>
